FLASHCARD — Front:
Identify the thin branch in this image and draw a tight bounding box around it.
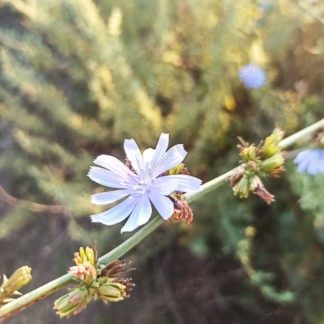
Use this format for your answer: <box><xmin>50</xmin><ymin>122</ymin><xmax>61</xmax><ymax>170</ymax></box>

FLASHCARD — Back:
<box><xmin>0</xmin><ymin>185</ymin><xmax>67</xmax><ymax>215</ymax></box>
<box><xmin>295</xmin><ymin>1</ymin><xmax>324</xmax><ymax>25</ymax></box>
<box><xmin>278</xmin><ymin>118</ymin><xmax>324</xmax><ymax>148</ymax></box>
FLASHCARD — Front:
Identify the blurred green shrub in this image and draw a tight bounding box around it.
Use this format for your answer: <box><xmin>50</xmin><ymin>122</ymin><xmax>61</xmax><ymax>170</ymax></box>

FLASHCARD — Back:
<box><xmin>0</xmin><ymin>0</ymin><xmax>323</xmax><ymax>321</ymax></box>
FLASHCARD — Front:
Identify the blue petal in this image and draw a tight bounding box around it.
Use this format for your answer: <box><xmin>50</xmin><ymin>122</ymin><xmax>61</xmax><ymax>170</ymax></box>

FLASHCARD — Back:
<box><xmin>121</xmin><ymin>195</ymin><xmax>152</xmax><ymax>232</ymax></box>
<box><xmin>93</xmin><ymin>155</ymin><xmax>136</xmax><ymax>177</ymax></box>
<box><xmin>307</xmin><ymin>162</ymin><xmax>319</xmax><ymax>175</ymax></box>
<box><xmin>91</xmin><ymin>190</ymin><xmax>129</xmax><ymax>205</ymax></box>
<box><xmin>124</xmin><ymin>139</ymin><xmax>144</xmax><ymax>174</ymax></box>
<box><xmin>149</xmin><ymin>133</ymin><xmax>169</xmax><ymax>170</ymax></box>
<box><xmin>294</xmin><ymin>150</ymin><xmax>310</xmax><ymax>163</ymax></box>
<box><xmin>90</xmin><ymin>196</ymin><xmax>137</xmax><ymax>225</ymax></box>
<box><xmin>318</xmin><ymin>151</ymin><xmax>324</xmax><ymax>173</ymax></box>
<box><xmin>149</xmin><ymin>192</ymin><xmax>174</xmax><ymax>220</ymax></box>
<box><xmin>150</xmin><ymin>144</ymin><xmax>187</xmax><ymax>178</ymax></box>
<box><xmin>143</xmin><ymin>148</ymin><xmax>155</xmax><ymax>171</ymax></box>
<box><xmin>296</xmin><ymin>156</ymin><xmax>310</xmax><ymax>173</ymax></box>
<box><xmin>307</xmin><ymin>151</ymin><xmax>323</xmax><ymax>175</ymax></box>
<box><xmin>151</xmin><ymin>175</ymin><xmax>202</xmax><ymax>194</ymax></box>
<box><xmin>294</xmin><ymin>149</ymin><xmax>324</xmax><ymax>175</ymax></box>
<box><xmin>88</xmin><ymin>166</ymin><xmax>132</xmax><ymax>189</ymax></box>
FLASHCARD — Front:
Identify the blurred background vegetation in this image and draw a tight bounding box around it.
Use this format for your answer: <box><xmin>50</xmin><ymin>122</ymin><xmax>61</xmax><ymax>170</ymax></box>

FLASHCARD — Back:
<box><xmin>0</xmin><ymin>0</ymin><xmax>323</xmax><ymax>323</ymax></box>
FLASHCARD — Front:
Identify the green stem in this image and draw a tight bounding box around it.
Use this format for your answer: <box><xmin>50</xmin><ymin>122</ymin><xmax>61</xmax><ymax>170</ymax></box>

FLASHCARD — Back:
<box><xmin>0</xmin><ymin>119</ymin><xmax>323</xmax><ymax>320</ymax></box>
<box><xmin>278</xmin><ymin>118</ymin><xmax>324</xmax><ymax>149</ymax></box>
<box><xmin>295</xmin><ymin>1</ymin><xmax>324</xmax><ymax>25</ymax></box>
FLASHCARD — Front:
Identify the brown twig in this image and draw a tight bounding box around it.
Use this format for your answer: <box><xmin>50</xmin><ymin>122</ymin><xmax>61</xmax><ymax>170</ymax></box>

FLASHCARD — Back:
<box><xmin>0</xmin><ymin>185</ymin><xmax>67</xmax><ymax>215</ymax></box>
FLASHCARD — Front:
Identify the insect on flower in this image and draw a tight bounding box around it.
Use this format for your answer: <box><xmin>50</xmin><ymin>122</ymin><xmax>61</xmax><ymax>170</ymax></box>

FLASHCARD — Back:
<box><xmin>88</xmin><ymin>133</ymin><xmax>202</xmax><ymax>232</ymax></box>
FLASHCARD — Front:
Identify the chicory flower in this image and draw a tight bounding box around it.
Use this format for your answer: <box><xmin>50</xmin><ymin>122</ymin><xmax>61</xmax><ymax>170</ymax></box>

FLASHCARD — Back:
<box><xmin>294</xmin><ymin>149</ymin><xmax>324</xmax><ymax>175</ymax></box>
<box><xmin>88</xmin><ymin>134</ymin><xmax>201</xmax><ymax>232</ymax></box>
<box><xmin>238</xmin><ymin>64</ymin><xmax>266</xmax><ymax>89</ymax></box>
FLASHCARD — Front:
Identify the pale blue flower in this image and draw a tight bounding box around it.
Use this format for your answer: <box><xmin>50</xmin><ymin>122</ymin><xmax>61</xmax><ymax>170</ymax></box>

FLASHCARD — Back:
<box><xmin>238</xmin><ymin>64</ymin><xmax>266</xmax><ymax>89</ymax></box>
<box><xmin>258</xmin><ymin>1</ymin><xmax>273</xmax><ymax>10</ymax></box>
<box><xmin>294</xmin><ymin>149</ymin><xmax>324</xmax><ymax>175</ymax></box>
<box><xmin>88</xmin><ymin>133</ymin><xmax>202</xmax><ymax>232</ymax></box>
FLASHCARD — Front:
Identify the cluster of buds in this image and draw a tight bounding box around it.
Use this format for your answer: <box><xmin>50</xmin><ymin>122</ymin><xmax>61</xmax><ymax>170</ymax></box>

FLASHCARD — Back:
<box><xmin>68</xmin><ymin>246</ymin><xmax>97</xmax><ymax>285</ymax></box>
<box><xmin>229</xmin><ymin>129</ymin><xmax>285</xmax><ymax>204</ymax></box>
<box><xmin>54</xmin><ymin>247</ymin><xmax>134</xmax><ymax>319</ymax></box>
<box><xmin>0</xmin><ymin>266</ymin><xmax>32</xmax><ymax>306</ymax></box>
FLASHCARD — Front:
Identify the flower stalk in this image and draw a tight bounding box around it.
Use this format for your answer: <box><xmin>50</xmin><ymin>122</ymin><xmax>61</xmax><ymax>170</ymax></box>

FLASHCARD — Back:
<box><xmin>0</xmin><ymin>118</ymin><xmax>323</xmax><ymax>320</ymax></box>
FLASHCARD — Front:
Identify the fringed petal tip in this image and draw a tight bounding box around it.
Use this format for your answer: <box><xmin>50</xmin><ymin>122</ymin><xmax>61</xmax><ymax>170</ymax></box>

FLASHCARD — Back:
<box><xmin>187</xmin><ymin>176</ymin><xmax>202</xmax><ymax>190</ymax></box>
<box><xmin>93</xmin><ymin>154</ymin><xmax>136</xmax><ymax>177</ymax></box>
<box><xmin>124</xmin><ymin>138</ymin><xmax>144</xmax><ymax>174</ymax></box>
<box><xmin>120</xmin><ymin>227</ymin><xmax>132</xmax><ymax>233</ymax></box>
<box><xmin>169</xmin><ymin>144</ymin><xmax>187</xmax><ymax>161</ymax></box>
<box><xmin>150</xmin><ymin>144</ymin><xmax>188</xmax><ymax>178</ymax></box>
<box><xmin>90</xmin><ymin>214</ymin><xmax>100</xmax><ymax>223</ymax></box>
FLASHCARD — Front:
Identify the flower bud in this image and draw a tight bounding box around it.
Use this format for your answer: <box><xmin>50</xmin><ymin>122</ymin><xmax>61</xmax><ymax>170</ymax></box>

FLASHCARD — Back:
<box><xmin>54</xmin><ymin>286</ymin><xmax>91</xmax><ymax>318</ymax></box>
<box><xmin>232</xmin><ymin>174</ymin><xmax>251</xmax><ymax>198</ymax></box>
<box><xmin>96</xmin><ymin>278</ymin><xmax>128</xmax><ymax>303</ymax></box>
<box><xmin>167</xmin><ymin>163</ymin><xmax>188</xmax><ymax>175</ymax></box>
<box><xmin>73</xmin><ymin>247</ymin><xmax>95</xmax><ymax>267</ymax></box>
<box><xmin>0</xmin><ymin>266</ymin><xmax>32</xmax><ymax>304</ymax></box>
<box><xmin>261</xmin><ymin>154</ymin><xmax>285</xmax><ymax>176</ymax></box>
<box><xmin>69</xmin><ymin>264</ymin><xmax>97</xmax><ymax>284</ymax></box>
<box><xmin>250</xmin><ymin>176</ymin><xmax>274</xmax><ymax>204</ymax></box>
<box><xmin>245</xmin><ymin>226</ymin><xmax>256</xmax><ymax>238</ymax></box>
<box><xmin>262</xmin><ymin>128</ymin><xmax>284</xmax><ymax>158</ymax></box>
<box><xmin>240</xmin><ymin>145</ymin><xmax>258</xmax><ymax>162</ymax></box>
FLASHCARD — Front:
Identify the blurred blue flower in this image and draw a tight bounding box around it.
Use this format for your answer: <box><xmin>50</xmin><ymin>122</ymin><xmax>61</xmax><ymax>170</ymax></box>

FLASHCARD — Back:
<box><xmin>238</xmin><ymin>64</ymin><xmax>266</xmax><ymax>89</ymax></box>
<box><xmin>258</xmin><ymin>1</ymin><xmax>273</xmax><ymax>11</ymax></box>
<box><xmin>294</xmin><ymin>149</ymin><xmax>324</xmax><ymax>175</ymax></box>
<box><xmin>88</xmin><ymin>133</ymin><xmax>201</xmax><ymax>232</ymax></box>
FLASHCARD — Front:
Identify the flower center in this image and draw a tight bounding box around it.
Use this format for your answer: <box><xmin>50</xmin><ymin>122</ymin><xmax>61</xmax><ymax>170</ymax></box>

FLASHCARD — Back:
<box><xmin>128</xmin><ymin>174</ymin><xmax>152</xmax><ymax>195</ymax></box>
<box><xmin>138</xmin><ymin>175</ymin><xmax>152</xmax><ymax>192</ymax></box>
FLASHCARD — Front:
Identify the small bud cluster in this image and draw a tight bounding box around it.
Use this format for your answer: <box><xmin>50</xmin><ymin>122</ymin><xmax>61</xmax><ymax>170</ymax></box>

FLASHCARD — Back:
<box><xmin>229</xmin><ymin>129</ymin><xmax>285</xmax><ymax>204</ymax></box>
<box><xmin>168</xmin><ymin>193</ymin><xmax>193</xmax><ymax>224</ymax></box>
<box><xmin>167</xmin><ymin>163</ymin><xmax>189</xmax><ymax>176</ymax></box>
<box><xmin>0</xmin><ymin>266</ymin><xmax>32</xmax><ymax>306</ymax></box>
<box><xmin>54</xmin><ymin>247</ymin><xmax>134</xmax><ymax>319</ymax></box>
<box><xmin>69</xmin><ymin>246</ymin><xmax>97</xmax><ymax>285</ymax></box>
